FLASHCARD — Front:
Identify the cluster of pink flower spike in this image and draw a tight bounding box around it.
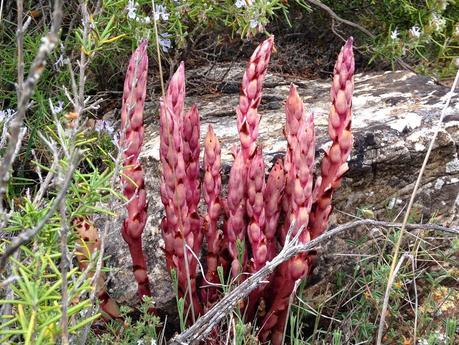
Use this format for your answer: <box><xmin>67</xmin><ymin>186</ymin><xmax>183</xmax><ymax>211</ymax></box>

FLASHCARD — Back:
<box><xmin>120</xmin><ymin>35</ymin><xmax>354</xmax><ymax>344</ymax></box>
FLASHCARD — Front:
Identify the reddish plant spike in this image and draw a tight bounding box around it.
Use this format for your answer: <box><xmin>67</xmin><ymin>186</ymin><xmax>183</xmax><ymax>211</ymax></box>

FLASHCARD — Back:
<box><xmin>225</xmin><ymin>147</ymin><xmax>247</xmax><ymax>278</ymax></box>
<box><xmin>119</xmin><ymin>39</ymin><xmax>152</xmax><ymax>302</ymax></box>
<box><xmin>202</xmin><ymin>125</ymin><xmax>223</xmax><ymax>307</ymax></box>
<box><xmin>74</xmin><ymin>218</ymin><xmax>121</xmax><ymax>320</ymax></box>
<box><xmin>246</xmin><ymin>146</ymin><xmax>267</xmax><ymax>272</ymax></box>
<box><xmin>159</xmin><ymin>64</ymin><xmax>203</xmax><ymax>318</ymax></box>
<box><xmin>309</xmin><ymin>37</ymin><xmax>354</xmax><ymax>240</ymax></box>
<box><xmin>236</xmin><ymin>36</ymin><xmax>274</xmax><ymax>160</ymax></box>
<box><xmin>263</xmin><ymin>159</ymin><xmax>285</xmax><ymax>260</ymax></box>
<box><xmin>280</xmin><ymin>84</ymin><xmax>312</xmax><ymax>244</ymax></box>
<box><xmin>183</xmin><ymin>104</ymin><xmax>201</xmax><ymax>214</ymax></box>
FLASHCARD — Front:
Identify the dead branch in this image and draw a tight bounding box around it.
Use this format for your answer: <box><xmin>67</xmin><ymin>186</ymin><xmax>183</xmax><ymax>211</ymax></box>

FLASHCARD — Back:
<box><xmin>0</xmin><ymin>150</ymin><xmax>79</xmax><ymax>273</ymax></box>
<box><xmin>169</xmin><ymin>219</ymin><xmax>458</xmax><ymax>344</ymax></box>
<box><xmin>305</xmin><ymin>0</ymin><xmax>374</xmax><ymax>38</ymax></box>
<box><xmin>0</xmin><ymin>0</ymin><xmax>63</xmax><ymax>226</ymax></box>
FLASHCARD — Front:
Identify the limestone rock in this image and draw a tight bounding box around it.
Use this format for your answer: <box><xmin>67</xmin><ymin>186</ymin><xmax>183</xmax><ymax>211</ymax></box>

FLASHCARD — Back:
<box><xmin>106</xmin><ymin>68</ymin><xmax>459</xmax><ymax>312</ymax></box>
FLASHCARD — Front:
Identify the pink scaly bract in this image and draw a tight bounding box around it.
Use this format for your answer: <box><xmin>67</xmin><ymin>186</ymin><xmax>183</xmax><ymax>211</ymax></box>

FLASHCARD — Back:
<box><xmin>119</xmin><ymin>39</ymin><xmax>152</xmax><ymax>302</ymax></box>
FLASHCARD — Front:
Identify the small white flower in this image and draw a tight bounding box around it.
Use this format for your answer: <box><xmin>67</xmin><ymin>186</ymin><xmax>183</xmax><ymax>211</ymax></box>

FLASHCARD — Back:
<box><xmin>249</xmin><ymin>19</ymin><xmax>258</xmax><ymax>29</ymax></box>
<box><xmin>144</xmin><ymin>16</ymin><xmax>151</xmax><ymax>24</ymax></box>
<box><xmin>390</xmin><ymin>28</ymin><xmax>399</xmax><ymax>40</ymax></box>
<box><xmin>409</xmin><ymin>25</ymin><xmax>421</xmax><ymax>38</ymax></box>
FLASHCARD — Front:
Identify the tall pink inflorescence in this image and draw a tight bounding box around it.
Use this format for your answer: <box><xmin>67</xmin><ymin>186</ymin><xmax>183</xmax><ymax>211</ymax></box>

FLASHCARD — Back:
<box><xmin>246</xmin><ymin>147</ymin><xmax>267</xmax><ymax>272</ymax></box>
<box><xmin>159</xmin><ymin>63</ymin><xmax>203</xmax><ymax>318</ymax></box>
<box><xmin>183</xmin><ymin>105</ymin><xmax>201</xmax><ymax>214</ymax></box>
<box><xmin>225</xmin><ymin>146</ymin><xmax>248</xmax><ymax>278</ymax></box>
<box><xmin>202</xmin><ymin>125</ymin><xmax>223</xmax><ymax>306</ymax></box>
<box><xmin>237</xmin><ymin>36</ymin><xmax>274</xmax><ymax>160</ymax></box>
<box><xmin>119</xmin><ymin>39</ymin><xmax>152</xmax><ymax>302</ymax></box>
<box><xmin>309</xmin><ymin>37</ymin><xmax>354</xmax><ymax>240</ymax></box>
<box><xmin>264</xmin><ymin>159</ymin><xmax>285</xmax><ymax>260</ymax></box>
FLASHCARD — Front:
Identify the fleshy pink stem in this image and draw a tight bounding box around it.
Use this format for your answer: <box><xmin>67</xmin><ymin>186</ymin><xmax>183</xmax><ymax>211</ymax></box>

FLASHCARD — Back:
<box><xmin>264</xmin><ymin>159</ymin><xmax>285</xmax><ymax>260</ymax></box>
<box><xmin>119</xmin><ymin>39</ymin><xmax>152</xmax><ymax>301</ymax></box>
<box><xmin>183</xmin><ymin>105</ymin><xmax>201</xmax><ymax>214</ymax></box>
<box><xmin>202</xmin><ymin>125</ymin><xmax>223</xmax><ymax>307</ymax></box>
<box><xmin>225</xmin><ymin>147</ymin><xmax>247</xmax><ymax>278</ymax></box>
<box><xmin>247</xmin><ymin>147</ymin><xmax>267</xmax><ymax>272</ymax></box>
<box><xmin>309</xmin><ymin>37</ymin><xmax>354</xmax><ymax>239</ymax></box>
<box><xmin>237</xmin><ymin>36</ymin><xmax>274</xmax><ymax>160</ymax></box>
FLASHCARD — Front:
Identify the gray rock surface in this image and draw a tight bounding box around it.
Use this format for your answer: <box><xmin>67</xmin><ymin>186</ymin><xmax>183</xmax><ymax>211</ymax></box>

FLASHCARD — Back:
<box><xmin>106</xmin><ymin>67</ymin><xmax>459</xmax><ymax>313</ymax></box>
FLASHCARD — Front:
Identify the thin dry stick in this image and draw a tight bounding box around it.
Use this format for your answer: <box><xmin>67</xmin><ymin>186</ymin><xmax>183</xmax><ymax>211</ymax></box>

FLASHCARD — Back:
<box><xmin>409</xmin><ymin>254</ymin><xmax>418</xmax><ymax>344</ymax></box>
<box><xmin>169</xmin><ymin>219</ymin><xmax>458</xmax><ymax>344</ymax></box>
<box><xmin>0</xmin><ymin>0</ymin><xmax>63</xmax><ymax>225</ymax></box>
<box><xmin>376</xmin><ymin>69</ymin><xmax>459</xmax><ymax>345</ymax></box>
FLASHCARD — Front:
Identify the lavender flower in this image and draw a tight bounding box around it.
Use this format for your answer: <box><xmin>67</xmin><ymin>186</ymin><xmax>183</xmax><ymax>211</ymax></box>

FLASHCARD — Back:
<box><xmin>126</xmin><ymin>0</ymin><xmax>138</xmax><ymax>19</ymax></box>
<box><xmin>235</xmin><ymin>0</ymin><xmax>253</xmax><ymax>8</ymax></box>
<box><xmin>154</xmin><ymin>4</ymin><xmax>169</xmax><ymax>21</ymax></box>
<box><xmin>235</xmin><ymin>0</ymin><xmax>245</xmax><ymax>8</ymax></box>
<box><xmin>52</xmin><ymin>100</ymin><xmax>64</xmax><ymax>114</ymax></box>
<box><xmin>249</xmin><ymin>18</ymin><xmax>258</xmax><ymax>29</ymax></box>
<box><xmin>158</xmin><ymin>33</ymin><xmax>172</xmax><ymax>52</ymax></box>
<box><xmin>95</xmin><ymin>119</ymin><xmax>115</xmax><ymax>136</ymax></box>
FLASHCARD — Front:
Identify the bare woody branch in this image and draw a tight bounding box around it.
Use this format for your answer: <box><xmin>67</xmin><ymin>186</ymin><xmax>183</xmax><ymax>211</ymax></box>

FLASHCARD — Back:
<box><xmin>169</xmin><ymin>219</ymin><xmax>459</xmax><ymax>344</ymax></box>
<box><xmin>0</xmin><ymin>0</ymin><xmax>64</xmax><ymax>224</ymax></box>
<box><xmin>0</xmin><ymin>150</ymin><xmax>79</xmax><ymax>273</ymax></box>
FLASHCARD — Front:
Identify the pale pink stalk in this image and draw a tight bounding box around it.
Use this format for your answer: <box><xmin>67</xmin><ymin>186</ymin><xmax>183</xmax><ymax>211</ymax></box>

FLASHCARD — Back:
<box><xmin>119</xmin><ymin>39</ymin><xmax>151</xmax><ymax>300</ymax></box>
<box><xmin>202</xmin><ymin>125</ymin><xmax>223</xmax><ymax>306</ymax></box>
<box><xmin>237</xmin><ymin>36</ymin><xmax>274</xmax><ymax>160</ymax></box>
<box><xmin>281</xmin><ymin>84</ymin><xmax>309</xmax><ymax>243</ymax></box>
<box><xmin>183</xmin><ymin>104</ymin><xmax>201</xmax><ymax>214</ymax></box>
<box><xmin>246</xmin><ymin>147</ymin><xmax>267</xmax><ymax>272</ymax></box>
<box><xmin>264</xmin><ymin>159</ymin><xmax>285</xmax><ymax>260</ymax></box>
<box><xmin>225</xmin><ymin>147</ymin><xmax>247</xmax><ymax>278</ymax></box>
<box><xmin>309</xmin><ymin>37</ymin><xmax>354</xmax><ymax>239</ymax></box>
<box><xmin>159</xmin><ymin>63</ymin><xmax>203</xmax><ymax>318</ymax></box>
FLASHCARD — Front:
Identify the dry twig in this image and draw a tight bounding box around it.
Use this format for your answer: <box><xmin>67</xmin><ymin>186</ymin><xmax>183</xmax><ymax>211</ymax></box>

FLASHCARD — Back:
<box><xmin>0</xmin><ymin>0</ymin><xmax>63</xmax><ymax>226</ymax></box>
